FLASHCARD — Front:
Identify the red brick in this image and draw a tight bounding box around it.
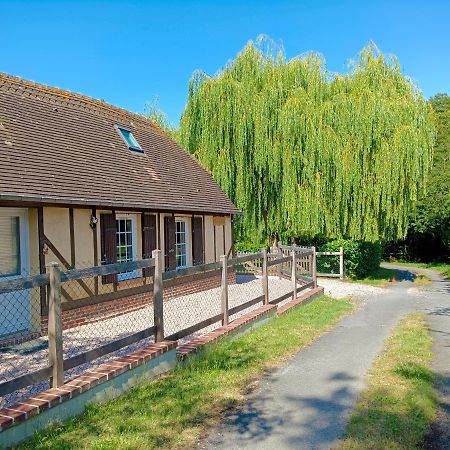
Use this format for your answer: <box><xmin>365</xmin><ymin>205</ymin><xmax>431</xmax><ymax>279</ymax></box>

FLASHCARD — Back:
<box><xmin>31</xmin><ymin>392</ymin><xmax>61</xmax><ymax>408</ymax></box>
<box><xmin>0</xmin><ymin>408</ymin><xmax>27</xmax><ymax>424</ymax></box>
<box><xmin>46</xmin><ymin>388</ymin><xmax>72</xmax><ymax>402</ymax></box>
<box><xmin>63</xmin><ymin>379</ymin><xmax>91</xmax><ymax>394</ymax></box>
<box><xmin>0</xmin><ymin>414</ymin><xmax>14</xmax><ymax>430</ymax></box>
<box><xmin>24</xmin><ymin>397</ymin><xmax>51</xmax><ymax>412</ymax></box>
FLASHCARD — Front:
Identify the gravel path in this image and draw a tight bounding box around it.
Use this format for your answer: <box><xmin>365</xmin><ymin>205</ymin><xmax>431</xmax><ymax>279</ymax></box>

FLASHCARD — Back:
<box><xmin>0</xmin><ymin>275</ymin><xmax>297</xmax><ymax>408</ymax></box>
<box><xmin>317</xmin><ymin>277</ymin><xmax>385</xmax><ymax>299</ymax></box>
<box><xmin>202</xmin><ymin>267</ymin><xmax>450</xmax><ymax>450</ymax></box>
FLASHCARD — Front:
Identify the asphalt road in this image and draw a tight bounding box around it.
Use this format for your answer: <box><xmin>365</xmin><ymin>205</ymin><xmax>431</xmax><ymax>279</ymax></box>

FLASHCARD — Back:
<box><xmin>201</xmin><ymin>265</ymin><xmax>450</xmax><ymax>450</ymax></box>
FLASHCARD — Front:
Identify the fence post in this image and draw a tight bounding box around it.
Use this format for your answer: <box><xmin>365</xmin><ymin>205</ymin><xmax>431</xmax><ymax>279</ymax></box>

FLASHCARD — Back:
<box><xmin>339</xmin><ymin>246</ymin><xmax>344</xmax><ymax>280</ymax></box>
<box><xmin>47</xmin><ymin>262</ymin><xmax>64</xmax><ymax>388</ymax></box>
<box><xmin>276</xmin><ymin>242</ymin><xmax>282</xmax><ymax>279</ymax></box>
<box><xmin>220</xmin><ymin>255</ymin><xmax>229</xmax><ymax>325</ymax></box>
<box><xmin>152</xmin><ymin>249</ymin><xmax>164</xmax><ymax>342</ymax></box>
<box><xmin>291</xmin><ymin>249</ymin><xmax>297</xmax><ymax>301</ymax></box>
<box><xmin>262</xmin><ymin>248</ymin><xmax>269</xmax><ymax>305</ymax></box>
<box><xmin>312</xmin><ymin>246</ymin><xmax>317</xmax><ymax>288</ymax></box>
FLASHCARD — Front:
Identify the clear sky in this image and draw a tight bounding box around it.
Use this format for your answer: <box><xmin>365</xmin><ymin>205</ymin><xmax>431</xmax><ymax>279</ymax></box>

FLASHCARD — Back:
<box><xmin>2</xmin><ymin>0</ymin><xmax>449</xmax><ymax>125</ymax></box>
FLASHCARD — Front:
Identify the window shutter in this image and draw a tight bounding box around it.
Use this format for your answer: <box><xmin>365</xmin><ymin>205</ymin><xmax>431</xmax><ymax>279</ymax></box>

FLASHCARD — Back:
<box><xmin>142</xmin><ymin>213</ymin><xmax>157</xmax><ymax>277</ymax></box>
<box><xmin>164</xmin><ymin>216</ymin><xmax>176</xmax><ymax>271</ymax></box>
<box><xmin>192</xmin><ymin>216</ymin><xmax>204</xmax><ymax>266</ymax></box>
<box><xmin>100</xmin><ymin>212</ymin><xmax>117</xmax><ymax>284</ymax></box>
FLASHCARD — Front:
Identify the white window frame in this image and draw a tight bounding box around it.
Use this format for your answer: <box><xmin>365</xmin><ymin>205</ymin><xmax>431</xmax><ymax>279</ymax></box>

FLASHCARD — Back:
<box><xmin>0</xmin><ymin>208</ymin><xmax>29</xmax><ymax>279</ymax></box>
<box><xmin>175</xmin><ymin>217</ymin><xmax>190</xmax><ymax>269</ymax></box>
<box><xmin>116</xmin><ymin>214</ymin><xmax>138</xmax><ymax>281</ymax></box>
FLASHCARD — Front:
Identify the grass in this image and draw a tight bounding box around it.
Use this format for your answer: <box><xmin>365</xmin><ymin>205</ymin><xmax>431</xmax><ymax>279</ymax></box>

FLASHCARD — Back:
<box><xmin>387</xmin><ymin>261</ymin><xmax>450</xmax><ymax>280</ymax></box>
<box><xmin>18</xmin><ymin>295</ymin><xmax>354</xmax><ymax>450</ymax></box>
<box><xmin>339</xmin><ymin>313</ymin><xmax>436</xmax><ymax>450</ymax></box>
<box><xmin>346</xmin><ymin>267</ymin><xmax>399</xmax><ymax>288</ymax></box>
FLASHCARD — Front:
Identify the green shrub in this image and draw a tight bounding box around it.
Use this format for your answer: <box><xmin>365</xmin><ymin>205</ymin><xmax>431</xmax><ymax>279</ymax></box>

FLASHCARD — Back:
<box><xmin>234</xmin><ymin>241</ymin><xmax>266</xmax><ymax>253</ymax></box>
<box><xmin>319</xmin><ymin>239</ymin><xmax>383</xmax><ymax>279</ymax></box>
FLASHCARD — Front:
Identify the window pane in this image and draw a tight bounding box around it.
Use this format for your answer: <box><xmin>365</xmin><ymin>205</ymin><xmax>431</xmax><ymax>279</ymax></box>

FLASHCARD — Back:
<box><xmin>0</xmin><ymin>217</ymin><xmax>20</xmax><ymax>277</ymax></box>
<box><xmin>119</xmin><ymin>128</ymin><xmax>141</xmax><ymax>149</ymax></box>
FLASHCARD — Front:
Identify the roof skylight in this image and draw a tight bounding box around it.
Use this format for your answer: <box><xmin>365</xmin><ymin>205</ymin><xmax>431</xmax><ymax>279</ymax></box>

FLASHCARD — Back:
<box><xmin>115</xmin><ymin>125</ymin><xmax>143</xmax><ymax>153</ymax></box>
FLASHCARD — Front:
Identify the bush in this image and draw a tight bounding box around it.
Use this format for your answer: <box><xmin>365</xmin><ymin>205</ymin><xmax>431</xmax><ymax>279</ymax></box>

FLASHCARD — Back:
<box><xmin>319</xmin><ymin>239</ymin><xmax>383</xmax><ymax>279</ymax></box>
<box><xmin>234</xmin><ymin>241</ymin><xmax>266</xmax><ymax>253</ymax></box>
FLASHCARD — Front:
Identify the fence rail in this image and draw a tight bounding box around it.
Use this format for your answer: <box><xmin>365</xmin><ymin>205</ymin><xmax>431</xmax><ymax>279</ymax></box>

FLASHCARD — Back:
<box><xmin>0</xmin><ymin>245</ymin><xmax>317</xmax><ymax>405</ymax></box>
<box><xmin>316</xmin><ymin>247</ymin><xmax>344</xmax><ymax>279</ymax></box>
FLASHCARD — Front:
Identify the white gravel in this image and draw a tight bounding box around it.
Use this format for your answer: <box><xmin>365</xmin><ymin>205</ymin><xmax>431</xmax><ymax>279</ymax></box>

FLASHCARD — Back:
<box><xmin>318</xmin><ymin>277</ymin><xmax>385</xmax><ymax>299</ymax></box>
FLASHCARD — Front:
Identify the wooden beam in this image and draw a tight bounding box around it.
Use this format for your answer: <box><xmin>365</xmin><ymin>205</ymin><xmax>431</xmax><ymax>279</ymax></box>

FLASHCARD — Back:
<box><xmin>213</xmin><ymin>223</ymin><xmax>216</xmax><ymax>261</ymax></box>
<box><xmin>202</xmin><ymin>214</ymin><xmax>206</xmax><ymax>263</ymax></box>
<box><xmin>92</xmin><ymin>207</ymin><xmax>99</xmax><ymax>295</ymax></box>
<box><xmin>61</xmin><ymin>258</ymin><xmax>155</xmax><ymax>282</ymax></box>
<box><xmin>228</xmin><ymin>295</ymin><xmax>264</xmax><ymax>316</ymax></box>
<box><xmin>44</xmin><ymin>233</ymin><xmax>94</xmax><ymax>298</ymax></box>
<box><xmin>69</xmin><ymin>208</ymin><xmax>75</xmax><ymax>268</ymax></box>
<box><xmin>222</xmin><ymin>224</ymin><xmax>226</xmax><ymax>256</ymax></box>
<box><xmin>165</xmin><ymin>313</ymin><xmax>223</xmax><ymax>342</ymax></box>
<box><xmin>40</xmin><ymin>282</ymin><xmax>153</xmax><ymax>314</ymax></box>
<box><xmin>37</xmin><ymin>206</ymin><xmax>47</xmax><ymax>313</ymax></box>
<box><xmin>63</xmin><ymin>325</ymin><xmax>156</xmax><ymax>371</ymax></box>
<box><xmin>0</xmin><ymin>366</ymin><xmax>52</xmax><ymax>397</ymax></box>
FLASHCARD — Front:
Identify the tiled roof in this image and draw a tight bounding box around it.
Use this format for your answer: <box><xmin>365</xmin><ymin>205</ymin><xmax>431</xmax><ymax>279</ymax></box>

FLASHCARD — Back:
<box><xmin>0</xmin><ymin>73</ymin><xmax>239</xmax><ymax>215</ymax></box>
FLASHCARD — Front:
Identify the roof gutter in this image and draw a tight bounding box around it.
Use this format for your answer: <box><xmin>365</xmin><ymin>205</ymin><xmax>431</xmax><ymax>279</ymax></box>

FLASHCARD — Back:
<box><xmin>0</xmin><ymin>193</ymin><xmax>240</xmax><ymax>216</ymax></box>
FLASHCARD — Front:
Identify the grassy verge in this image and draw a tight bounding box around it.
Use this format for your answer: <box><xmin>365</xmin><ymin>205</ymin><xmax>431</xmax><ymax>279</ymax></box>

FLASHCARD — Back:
<box><xmin>388</xmin><ymin>261</ymin><xmax>450</xmax><ymax>280</ymax></box>
<box><xmin>19</xmin><ymin>295</ymin><xmax>353</xmax><ymax>450</ymax></box>
<box><xmin>346</xmin><ymin>267</ymin><xmax>399</xmax><ymax>288</ymax></box>
<box><xmin>339</xmin><ymin>313</ymin><xmax>436</xmax><ymax>450</ymax></box>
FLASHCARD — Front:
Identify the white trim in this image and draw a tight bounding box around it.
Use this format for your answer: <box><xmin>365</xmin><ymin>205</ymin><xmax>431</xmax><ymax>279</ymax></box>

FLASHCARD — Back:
<box><xmin>175</xmin><ymin>217</ymin><xmax>190</xmax><ymax>269</ymax></box>
<box><xmin>0</xmin><ymin>207</ymin><xmax>31</xmax><ymax>336</ymax></box>
<box><xmin>116</xmin><ymin>214</ymin><xmax>138</xmax><ymax>280</ymax></box>
<box><xmin>0</xmin><ymin>207</ymin><xmax>30</xmax><ymax>279</ymax></box>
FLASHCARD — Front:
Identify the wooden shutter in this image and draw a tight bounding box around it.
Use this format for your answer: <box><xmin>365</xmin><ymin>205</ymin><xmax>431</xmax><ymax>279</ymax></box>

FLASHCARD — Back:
<box><xmin>100</xmin><ymin>212</ymin><xmax>117</xmax><ymax>284</ymax></box>
<box><xmin>164</xmin><ymin>216</ymin><xmax>176</xmax><ymax>271</ymax></box>
<box><xmin>192</xmin><ymin>216</ymin><xmax>204</xmax><ymax>266</ymax></box>
<box><xmin>142</xmin><ymin>213</ymin><xmax>157</xmax><ymax>277</ymax></box>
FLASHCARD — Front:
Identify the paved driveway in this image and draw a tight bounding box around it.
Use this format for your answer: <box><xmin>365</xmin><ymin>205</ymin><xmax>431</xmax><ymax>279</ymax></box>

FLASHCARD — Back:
<box><xmin>202</xmin><ymin>265</ymin><xmax>450</xmax><ymax>450</ymax></box>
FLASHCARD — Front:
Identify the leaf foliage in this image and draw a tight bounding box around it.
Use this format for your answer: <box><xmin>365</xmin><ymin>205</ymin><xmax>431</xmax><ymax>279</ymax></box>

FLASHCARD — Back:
<box><xmin>180</xmin><ymin>40</ymin><xmax>435</xmax><ymax>243</ymax></box>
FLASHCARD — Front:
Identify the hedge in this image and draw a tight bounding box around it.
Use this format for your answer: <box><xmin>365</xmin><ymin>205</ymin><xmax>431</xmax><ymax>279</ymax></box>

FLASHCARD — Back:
<box><xmin>319</xmin><ymin>239</ymin><xmax>383</xmax><ymax>279</ymax></box>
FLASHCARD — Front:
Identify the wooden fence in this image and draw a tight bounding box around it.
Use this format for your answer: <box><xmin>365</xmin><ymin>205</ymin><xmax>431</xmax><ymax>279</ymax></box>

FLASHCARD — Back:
<box><xmin>0</xmin><ymin>246</ymin><xmax>317</xmax><ymax>399</ymax></box>
<box><xmin>316</xmin><ymin>247</ymin><xmax>344</xmax><ymax>279</ymax></box>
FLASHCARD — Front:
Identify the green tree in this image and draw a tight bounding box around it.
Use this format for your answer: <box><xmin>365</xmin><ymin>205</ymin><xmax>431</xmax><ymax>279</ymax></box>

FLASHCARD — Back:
<box><xmin>180</xmin><ymin>39</ymin><xmax>434</xmax><ymax>244</ymax></box>
<box><xmin>144</xmin><ymin>97</ymin><xmax>179</xmax><ymax>141</ymax></box>
<box><xmin>407</xmin><ymin>93</ymin><xmax>450</xmax><ymax>257</ymax></box>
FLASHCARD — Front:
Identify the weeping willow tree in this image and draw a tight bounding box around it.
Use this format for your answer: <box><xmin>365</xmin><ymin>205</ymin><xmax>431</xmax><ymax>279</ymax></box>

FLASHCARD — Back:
<box><xmin>180</xmin><ymin>40</ymin><xmax>434</xmax><ymax>243</ymax></box>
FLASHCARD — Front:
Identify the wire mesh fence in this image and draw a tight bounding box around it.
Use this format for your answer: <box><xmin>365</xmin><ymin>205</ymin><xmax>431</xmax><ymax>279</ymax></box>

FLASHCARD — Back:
<box><xmin>0</xmin><ymin>245</ymin><xmax>318</xmax><ymax>409</ymax></box>
<box><xmin>0</xmin><ymin>266</ymin><xmax>48</xmax><ymax>409</ymax></box>
<box><xmin>59</xmin><ymin>260</ymin><xmax>155</xmax><ymax>382</ymax></box>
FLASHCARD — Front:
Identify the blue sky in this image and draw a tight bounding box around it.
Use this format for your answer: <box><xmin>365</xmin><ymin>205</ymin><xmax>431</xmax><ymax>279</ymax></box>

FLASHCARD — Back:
<box><xmin>2</xmin><ymin>0</ymin><xmax>449</xmax><ymax>125</ymax></box>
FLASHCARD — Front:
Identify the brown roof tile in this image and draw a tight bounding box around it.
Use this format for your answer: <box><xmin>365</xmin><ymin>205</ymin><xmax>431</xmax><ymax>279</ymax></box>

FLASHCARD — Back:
<box><xmin>0</xmin><ymin>73</ymin><xmax>239</xmax><ymax>215</ymax></box>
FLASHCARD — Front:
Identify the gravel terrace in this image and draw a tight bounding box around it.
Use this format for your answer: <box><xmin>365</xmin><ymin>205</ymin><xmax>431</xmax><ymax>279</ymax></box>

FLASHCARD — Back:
<box><xmin>0</xmin><ymin>274</ymin><xmax>298</xmax><ymax>408</ymax></box>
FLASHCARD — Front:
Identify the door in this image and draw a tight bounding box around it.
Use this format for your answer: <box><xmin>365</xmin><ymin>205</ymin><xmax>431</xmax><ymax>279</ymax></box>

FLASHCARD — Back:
<box><xmin>0</xmin><ymin>208</ymin><xmax>31</xmax><ymax>337</ymax></box>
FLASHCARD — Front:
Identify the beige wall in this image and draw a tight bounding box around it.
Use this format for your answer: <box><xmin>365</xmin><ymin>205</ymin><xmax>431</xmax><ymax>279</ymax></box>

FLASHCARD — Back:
<box><xmin>204</xmin><ymin>215</ymin><xmax>215</xmax><ymax>263</ymax></box>
<box><xmin>73</xmin><ymin>209</ymin><xmax>94</xmax><ymax>266</ymax></box>
<box><xmin>43</xmin><ymin>207</ymin><xmax>71</xmax><ymax>267</ymax></box>
<box><xmin>1</xmin><ymin>206</ymin><xmax>234</xmax><ymax>302</ymax></box>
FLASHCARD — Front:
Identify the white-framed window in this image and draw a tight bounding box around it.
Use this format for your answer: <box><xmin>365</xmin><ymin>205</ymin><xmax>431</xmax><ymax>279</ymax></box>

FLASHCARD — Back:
<box><xmin>0</xmin><ymin>216</ymin><xmax>21</xmax><ymax>277</ymax></box>
<box><xmin>116</xmin><ymin>215</ymin><xmax>138</xmax><ymax>280</ymax></box>
<box><xmin>175</xmin><ymin>218</ymin><xmax>188</xmax><ymax>269</ymax></box>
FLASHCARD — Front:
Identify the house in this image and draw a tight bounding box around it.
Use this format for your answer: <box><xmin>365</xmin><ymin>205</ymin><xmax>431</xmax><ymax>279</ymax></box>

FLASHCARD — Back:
<box><xmin>0</xmin><ymin>72</ymin><xmax>239</xmax><ymax>339</ymax></box>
